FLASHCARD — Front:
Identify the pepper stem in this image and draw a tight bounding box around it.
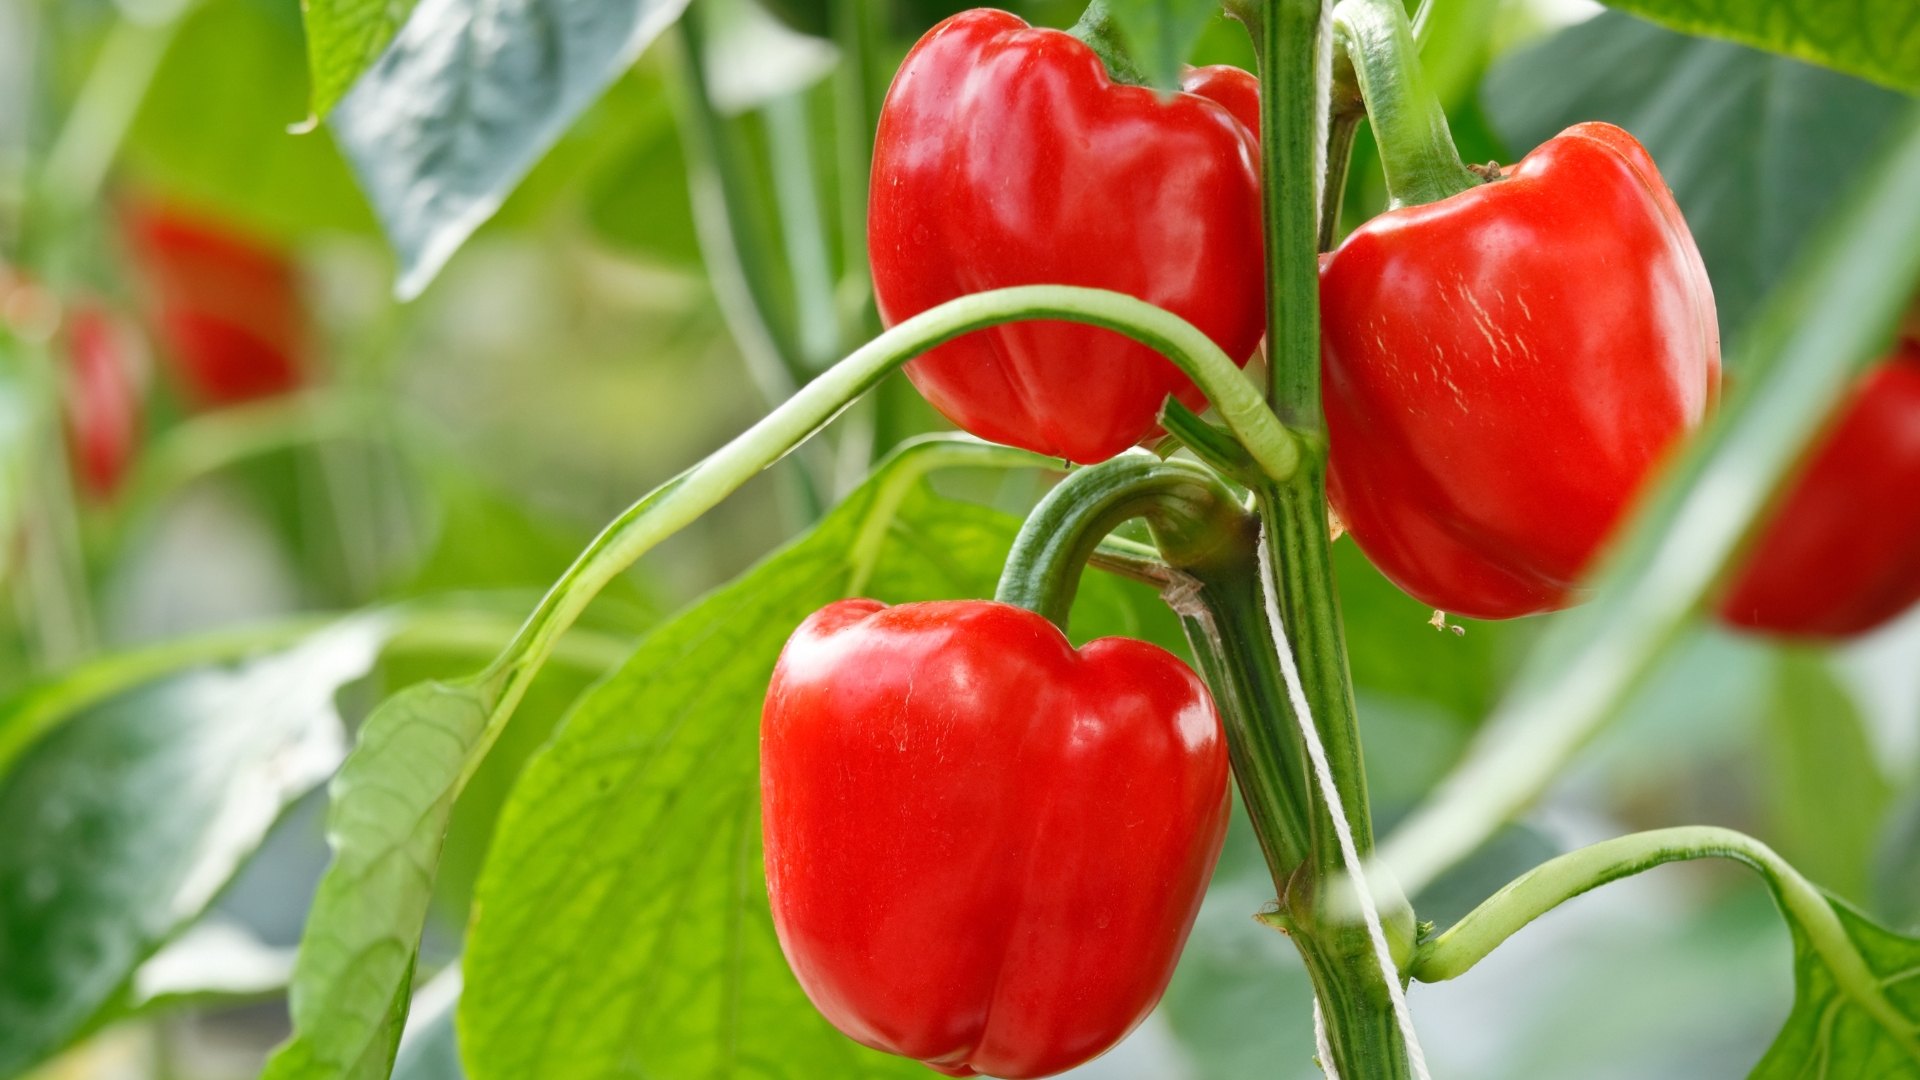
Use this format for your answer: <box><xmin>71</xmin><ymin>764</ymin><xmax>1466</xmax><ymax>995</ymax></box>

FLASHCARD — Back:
<box><xmin>995</xmin><ymin>454</ymin><xmax>1246</xmax><ymax>630</ymax></box>
<box><xmin>1332</xmin><ymin>0</ymin><xmax>1480</xmax><ymax>209</ymax></box>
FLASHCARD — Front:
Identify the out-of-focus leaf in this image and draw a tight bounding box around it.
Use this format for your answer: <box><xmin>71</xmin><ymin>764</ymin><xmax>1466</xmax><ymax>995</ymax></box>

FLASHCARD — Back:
<box><xmin>1161</xmin><ymin>805</ymin><xmax>1321</xmax><ymax>1080</ymax></box>
<box><xmin>128</xmin><ymin>918</ymin><xmax>297</xmax><ymax>1010</ymax></box>
<box><xmin>328</xmin><ymin>0</ymin><xmax>697</xmax><ymax>300</ymax></box>
<box><xmin>123</xmin><ymin>0</ymin><xmax>376</xmax><ymax>241</ymax></box>
<box><xmin>1598</xmin><ymin>0</ymin><xmax>1920</xmax><ymax>94</ymax></box>
<box><xmin>1483</xmin><ymin>11</ymin><xmax>1911</xmax><ymax>344</ymax></box>
<box><xmin>1334</xmin><ymin>537</ymin><xmax>1506</xmax><ymax>727</ymax></box>
<box><xmin>1105</xmin><ymin>0</ymin><xmax>1219</xmax><ymax>89</ymax></box>
<box><xmin>584</xmin><ymin>76</ymin><xmax>704</xmax><ymax>268</ymax></box>
<box><xmin>1876</xmin><ymin>794</ymin><xmax>1920</xmax><ymax>934</ymax></box>
<box><xmin>304</xmin><ymin>0</ymin><xmax>421</xmax><ymax>120</ymax></box>
<box><xmin>1764</xmin><ymin>649</ymin><xmax>1891</xmax><ymax>905</ymax></box>
<box><xmin>0</xmin><ymin>618</ymin><xmax>391</xmax><ymax>1077</ymax></box>
<box><xmin>701</xmin><ymin>0</ymin><xmax>839</xmax><ymax>116</ymax></box>
<box><xmin>460</xmin><ymin>444</ymin><xmax>1178</xmax><ymax>1080</ymax></box>
<box><xmin>1416</xmin><ymin>0</ymin><xmax>1503</xmax><ymax>108</ymax></box>
<box><xmin>1381</xmin><ymin>105</ymin><xmax>1920</xmax><ymax>896</ymax></box>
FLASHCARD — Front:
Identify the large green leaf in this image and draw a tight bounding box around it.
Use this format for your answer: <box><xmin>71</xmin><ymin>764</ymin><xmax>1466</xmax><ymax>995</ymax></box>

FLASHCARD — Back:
<box><xmin>304</xmin><ymin>0</ymin><xmax>421</xmax><ymax>120</ymax></box>
<box><xmin>123</xmin><ymin>0</ymin><xmax>377</xmax><ymax>241</ymax></box>
<box><xmin>1484</xmin><ymin>10</ymin><xmax>1911</xmax><ymax>344</ymax></box>
<box><xmin>1756</xmin><ymin>899</ymin><xmax>1920</xmax><ymax>1077</ymax></box>
<box><xmin>1599</xmin><ymin>0</ymin><xmax>1920</xmax><ymax>93</ymax></box>
<box><xmin>1763</xmin><ymin>650</ymin><xmax>1890</xmax><ymax>906</ymax></box>
<box><xmin>0</xmin><ymin>618</ymin><xmax>392</xmax><ymax>1077</ymax></box>
<box><xmin>459</xmin><ymin>447</ymin><xmax>1191</xmax><ymax>1080</ymax></box>
<box><xmin>326</xmin><ymin>0</ymin><xmax>696</xmax><ymax>299</ymax></box>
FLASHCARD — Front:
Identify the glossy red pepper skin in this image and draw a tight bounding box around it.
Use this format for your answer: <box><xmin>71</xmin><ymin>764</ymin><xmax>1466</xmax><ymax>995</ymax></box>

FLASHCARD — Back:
<box><xmin>1717</xmin><ymin>338</ymin><xmax>1920</xmax><ymax>638</ymax></box>
<box><xmin>1320</xmin><ymin>122</ymin><xmax>1720</xmax><ymax>620</ymax></box>
<box><xmin>869</xmin><ymin>10</ymin><xmax>1264</xmax><ymax>465</ymax></box>
<box><xmin>762</xmin><ymin>599</ymin><xmax>1229</xmax><ymax>1078</ymax></box>
<box><xmin>62</xmin><ymin>304</ymin><xmax>145</xmax><ymax>499</ymax></box>
<box><xmin>122</xmin><ymin>202</ymin><xmax>306</xmax><ymax>407</ymax></box>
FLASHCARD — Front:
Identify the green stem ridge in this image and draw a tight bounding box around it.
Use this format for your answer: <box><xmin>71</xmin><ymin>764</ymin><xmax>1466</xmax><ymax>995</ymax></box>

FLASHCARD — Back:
<box><xmin>455</xmin><ymin>284</ymin><xmax>1295</xmax><ymax>794</ymax></box>
<box><xmin>1411</xmin><ymin>826</ymin><xmax>1920</xmax><ymax>1059</ymax></box>
<box><xmin>1329</xmin><ymin>0</ymin><xmax>1478</xmax><ymax>209</ymax></box>
<box><xmin>995</xmin><ymin>453</ymin><xmax>1245</xmax><ymax>628</ymax></box>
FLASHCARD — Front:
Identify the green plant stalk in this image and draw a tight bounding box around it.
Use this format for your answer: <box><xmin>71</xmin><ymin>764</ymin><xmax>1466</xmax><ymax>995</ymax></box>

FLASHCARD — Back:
<box><xmin>1410</xmin><ymin>826</ymin><xmax>1920</xmax><ymax>1059</ymax></box>
<box><xmin>994</xmin><ymin>454</ymin><xmax>1247</xmax><ymax>627</ymax></box>
<box><xmin>1380</xmin><ymin>104</ymin><xmax>1920</xmax><ymax>898</ymax></box>
<box><xmin>1330</xmin><ymin>0</ymin><xmax>1478</xmax><ymax>209</ymax></box>
<box><xmin>1255</xmin><ymin>0</ymin><xmax>1413</xmax><ymax>1073</ymax></box>
<box><xmin>451</xmin><ymin>285</ymin><xmax>1298</xmax><ymax>795</ymax></box>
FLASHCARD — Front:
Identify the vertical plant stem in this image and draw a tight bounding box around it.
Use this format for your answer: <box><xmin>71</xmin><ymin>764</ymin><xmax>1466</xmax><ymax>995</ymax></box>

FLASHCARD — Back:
<box><xmin>1251</xmin><ymin>0</ymin><xmax>1411</xmax><ymax>1075</ymax></box>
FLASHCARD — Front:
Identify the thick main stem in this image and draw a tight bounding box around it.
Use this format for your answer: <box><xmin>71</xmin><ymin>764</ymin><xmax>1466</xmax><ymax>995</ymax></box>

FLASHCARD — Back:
<box><xmin>1255</xmin><ymin>0</ymin><xmax>1411</xmax><ymax>1074</ymax></box>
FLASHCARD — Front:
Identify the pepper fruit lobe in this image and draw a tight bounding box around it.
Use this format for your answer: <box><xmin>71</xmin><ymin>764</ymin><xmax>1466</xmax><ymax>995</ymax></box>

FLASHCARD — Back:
<box><xmin>762</xmin><ymin>598</ymin><xmax>1229</xmax><ymax>1078</ymax></box>
<box><xmin>869</xmin><ymin>10</ymin><xmax>1265</xmax><ymax>465</ymax></box>
<box><xmin>1320</xmin><ymin>121</ymin><xmax>1720</xmax><ymax>620</ymax></box>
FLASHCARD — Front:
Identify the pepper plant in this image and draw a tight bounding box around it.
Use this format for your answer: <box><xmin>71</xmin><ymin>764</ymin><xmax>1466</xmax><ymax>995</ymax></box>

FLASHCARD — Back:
<box><xmin>1</xmin><ymin>0</ymin><xmax>1920</xmax><ymax>1079</ymax></box>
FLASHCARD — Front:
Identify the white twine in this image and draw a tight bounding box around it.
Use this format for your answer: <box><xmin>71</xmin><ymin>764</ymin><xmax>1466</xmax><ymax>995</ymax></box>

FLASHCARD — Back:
<box><xmin>1258</xmin><ymin>523</ymin><xmax>1432</xmax><ymax>1080</ymax></box>
<box><xmin>1314</xmin><ymin>1000</ymin><xmax>1341</xmax><ymax>1080</ymax></box>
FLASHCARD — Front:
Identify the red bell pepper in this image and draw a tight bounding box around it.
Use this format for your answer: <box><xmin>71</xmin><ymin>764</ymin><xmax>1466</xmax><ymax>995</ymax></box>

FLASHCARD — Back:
<box><xmin>762</xmin><ymin>599</ymin><xmax>1229</xmax><ymax>1078</ymax></box>
<box><xmin>1717</xmin><ymin>336</ymin><xmax>1920</xmax><ymax>638</ymax></box>
<box><xmin>1320</xmin><ymin>121</ymin><xmax>1721</xmax><ymax>620</ymax></box>
<box><xmin>62</xmin><ymin>303</ymin><xmax>145</xmax><ymax>499</ymax></box>
<box><xmin>121</xmin><ymin>201</ymin><xmax>306</xmax><ymax>408</ymax></box>
<box><xmin>869</xmin><ymin>10</ymin><xmax>1265</xmax><ymax>465</ymax></box>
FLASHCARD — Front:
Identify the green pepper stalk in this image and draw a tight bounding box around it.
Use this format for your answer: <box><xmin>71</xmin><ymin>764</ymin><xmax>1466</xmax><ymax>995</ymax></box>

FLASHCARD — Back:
<box><xmin>1251</xmin><ymin>0</ymin><xmax>1427</xmax><ymax>1073</ymax></box>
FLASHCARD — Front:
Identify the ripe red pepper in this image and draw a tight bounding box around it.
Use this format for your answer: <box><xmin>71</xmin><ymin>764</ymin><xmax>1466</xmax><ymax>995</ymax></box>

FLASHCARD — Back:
<box><xmin>121</xmin><ymin>201</ymin><xmax>306</xmax><ymax>408</ymax></box>
<box><xmin>869</xmin><ymin>10</ymin><xmax>1265</xmax><ymax>465</ymax></box>
<box><xmin>62</xmin><ymin>303</ymin><xmax>145</xmax><ymax>499</ymax></box>
<box><xmin>1320</xmin><ymin>122</ymin><xmax>1720</xmax><ymax>620</ymax></box>
<box><xmin>762</xmin><ymin>599</ymin><xmax>1229</xmax><ymax>1078</ymax></box>
<box><xmin>1717</xmin><ymin>337</ymin><xmax>1920</xmax><ymax>638</ymax></box>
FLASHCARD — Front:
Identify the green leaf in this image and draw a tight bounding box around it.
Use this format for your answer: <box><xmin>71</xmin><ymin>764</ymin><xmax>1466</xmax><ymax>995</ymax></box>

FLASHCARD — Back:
<box><xmin>1483</xmin><ymin>10</ymin><xmax>1912</xmax><ymax>344</ymax></box>
<box><xmin>460</xmin><ymin>444</ymin><xmax>1172</xmax><ymax>1080</ymax></box>
<box><xmin>1333</xmin><ymin>536</ymin><xmax>1505</xmax><ymax>727</ymax></box>
<box><xmin>1380</xmin><ymin>104</ymin><xmax>1920</xmax><ymax>895</ymax></box>
<box><xmin>0</xmin><ymin>618</ymin><xmax>392</xmax><ymax>1077</ymax></box>
<box><xmin>1763</xmin><ymin>649</ymin><xmax>1891</xmax><ymax>906</ymax></box>
<box><xmin>326</xmin><ymin>0</ymin><xmax>697</xmax><ymax>299</ymax></box>
<box><xmin>1598</xmin><ymin>0</ymin><xmax>1920</xmax><ymax>93</ymax></box>
<box><xmin>305</xmin><ymin>0</ymin><xmax>421</xmax><ymax>120</ymax></box>
<box><xmin>1755</xmin><ymin>899</ymin><xmax>1920</xmax><ymax>1077</ymax></box>
<box><xmin>1104</xmin><ymin>0</ymin><xmax>1221</xmax><ymax>89</ymax></box>
<box><xmin>264</xmin><ymin>679</ymin><xmax>489</xmax><ymax>1080</ymax></box>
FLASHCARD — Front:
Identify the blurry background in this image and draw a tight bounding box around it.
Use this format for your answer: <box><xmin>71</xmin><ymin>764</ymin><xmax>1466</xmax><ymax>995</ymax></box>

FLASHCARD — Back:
<box><xmin>1</xmin><ymin>0</ymin><xmax>1916</xmax><ymax>1077</ymax></box>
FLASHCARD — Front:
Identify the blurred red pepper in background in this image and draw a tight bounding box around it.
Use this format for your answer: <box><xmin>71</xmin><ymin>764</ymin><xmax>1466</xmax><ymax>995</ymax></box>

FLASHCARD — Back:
<box><xmin>1717</xmin><ymin>336</ymin><xmax>1920</xmax><ymax>639</ymax></box>
<box><xmin>62</xmin><ymin>303</ymin><xmax>146</xmax><ymax>499</ymax></box>
<box><xmin>121</xmin><ymin>200</ymin><xmax>306</xmax><ymax>408</ymax></box>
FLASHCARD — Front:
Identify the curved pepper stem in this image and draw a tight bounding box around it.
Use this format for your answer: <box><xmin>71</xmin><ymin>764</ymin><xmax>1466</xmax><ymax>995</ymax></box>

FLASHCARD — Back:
<box><xmin>995</xmin><ymin>453</ymin><xmax>1247</xmax><ymax>630</ymax></box>
<box><xmin>1332</xmin><ymin>0</ymin><xmax>1480</xmax><ymax>209</ymax></box>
